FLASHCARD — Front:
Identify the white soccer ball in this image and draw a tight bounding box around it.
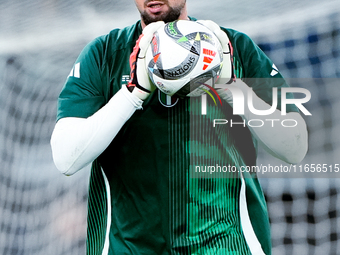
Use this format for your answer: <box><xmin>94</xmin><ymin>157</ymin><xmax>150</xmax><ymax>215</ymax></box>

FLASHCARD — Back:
<box><xmin>145</xmin><ymin>20</ymin><xmax>223</xmax><ymax>97</ymax></box>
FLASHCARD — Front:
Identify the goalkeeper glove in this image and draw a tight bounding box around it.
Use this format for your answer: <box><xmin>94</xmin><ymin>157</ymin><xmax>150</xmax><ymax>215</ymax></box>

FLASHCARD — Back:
<box><xmin>127</xmin><ymin>21</ymin><xmax>164</xmax><ymax>100</ymax></box>
<box><xmin>197</xmin><ymin>20</ymin><xmax>235</xmax><ymax>84</ymax></box>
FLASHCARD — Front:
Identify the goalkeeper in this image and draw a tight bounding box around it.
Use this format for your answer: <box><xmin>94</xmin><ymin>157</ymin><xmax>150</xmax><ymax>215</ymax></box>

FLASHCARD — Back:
<box><xmin>50</xmin><ymin>0</ymin><xmax>308</xmax><ymax>254</ymax></box>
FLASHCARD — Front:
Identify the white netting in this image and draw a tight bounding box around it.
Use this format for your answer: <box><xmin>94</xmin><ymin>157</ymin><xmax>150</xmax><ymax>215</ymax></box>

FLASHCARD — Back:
<box><xmin>0</xmin><ymin>0</ymin><xmax>339</xmax><ymax>254</ymax></box>
<box><xmin>244</xmin><ymin>2</ymin><xmax>340</xmax><ymax>255</ymax></box>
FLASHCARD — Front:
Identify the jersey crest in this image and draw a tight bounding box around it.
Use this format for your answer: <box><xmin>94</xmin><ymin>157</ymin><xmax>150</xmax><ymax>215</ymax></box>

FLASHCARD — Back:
<box><xmin>121</xmin><ymin>74</ymin><xmax>178</xmax><ymax>107</ymax></box>
<box><xmin>158</xmin><ymin>90</ymin><xmax>179</xmax><ymax>107</ymax></box>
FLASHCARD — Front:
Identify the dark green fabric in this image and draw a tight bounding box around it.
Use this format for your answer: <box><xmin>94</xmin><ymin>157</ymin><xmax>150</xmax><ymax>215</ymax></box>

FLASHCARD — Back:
<box><xmin>56</xmin><ymin>18</ymin><xmax>299</xmax><ymax>255</ymax></box>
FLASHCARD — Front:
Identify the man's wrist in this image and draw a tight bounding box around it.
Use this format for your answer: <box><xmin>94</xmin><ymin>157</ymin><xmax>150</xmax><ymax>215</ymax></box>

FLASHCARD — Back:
<box><xmin>121</xmin><ymin>86</ymin><xmax>144</xmax><ymax>109</ymax></box>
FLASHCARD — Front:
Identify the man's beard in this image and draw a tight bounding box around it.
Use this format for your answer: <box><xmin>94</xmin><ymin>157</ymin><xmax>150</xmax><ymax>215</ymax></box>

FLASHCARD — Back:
<box><xmin>141</xmin><ymin>4</ymin><xmax>185</xmax><ymax>26</ymax></box>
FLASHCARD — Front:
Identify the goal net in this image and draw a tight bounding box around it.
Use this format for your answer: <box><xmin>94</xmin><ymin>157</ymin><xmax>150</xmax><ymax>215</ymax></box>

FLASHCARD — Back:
<box><xmin>244</xmin><ymin>2</ymin><xmax>340</xmax><ymax>255</ymax></box>
<box><xmin>0</xmin><ymin>0</ymin><xmax>339</xmax><ymax>254</ymax></box>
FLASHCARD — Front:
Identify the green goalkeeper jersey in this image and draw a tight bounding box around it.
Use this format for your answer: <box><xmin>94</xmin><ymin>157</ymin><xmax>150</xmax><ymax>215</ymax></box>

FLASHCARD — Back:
<box><xmin>57</xmin><ymin>18</ymin><xmax>298</xmax><ymax>255</ymax></box>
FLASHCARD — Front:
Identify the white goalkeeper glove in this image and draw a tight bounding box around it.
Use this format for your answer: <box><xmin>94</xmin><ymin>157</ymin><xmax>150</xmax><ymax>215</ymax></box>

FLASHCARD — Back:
<box><xmin>197</xmin><ymin>20</ymin><xmax>234</xmax><ymax>84</ymax></box>
<box><xmin>127</xmin><ymin>21</ymin><xmax>165</xmax><ymax>100</ymax></box>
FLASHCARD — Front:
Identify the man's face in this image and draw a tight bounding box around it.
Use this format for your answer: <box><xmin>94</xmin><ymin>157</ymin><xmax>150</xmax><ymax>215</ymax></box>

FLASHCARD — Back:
<box><xmin>135</xmin><ymin>0</ymin><xmax>187</xmax><ymax>27</ymax></box>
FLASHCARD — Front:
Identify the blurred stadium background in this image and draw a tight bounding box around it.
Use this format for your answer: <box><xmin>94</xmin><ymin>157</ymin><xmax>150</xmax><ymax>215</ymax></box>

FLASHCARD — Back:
<box><xmin>0</xmin><ymin>0</ymin><xmax>339</xmax><ymax>254</ymax></box>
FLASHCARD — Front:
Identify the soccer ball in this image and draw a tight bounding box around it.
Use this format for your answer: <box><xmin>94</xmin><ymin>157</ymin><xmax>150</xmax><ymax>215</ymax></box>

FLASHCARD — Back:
<box><xmin>145</xmin><ymin>20</ymin><xmax>223</xmax><ymax>97</ymax></box>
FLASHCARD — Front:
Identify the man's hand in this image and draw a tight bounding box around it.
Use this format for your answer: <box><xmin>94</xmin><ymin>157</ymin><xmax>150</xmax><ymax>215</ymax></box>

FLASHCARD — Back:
<box><xmin>127</xmin><ymin>21</ymin><xmax>164</xmax><ymax>100</ymax></box>
<box><xmin>197</xmin><ymin>20</ymin><xmax>235</xmax><ymax>84</ymax></box>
